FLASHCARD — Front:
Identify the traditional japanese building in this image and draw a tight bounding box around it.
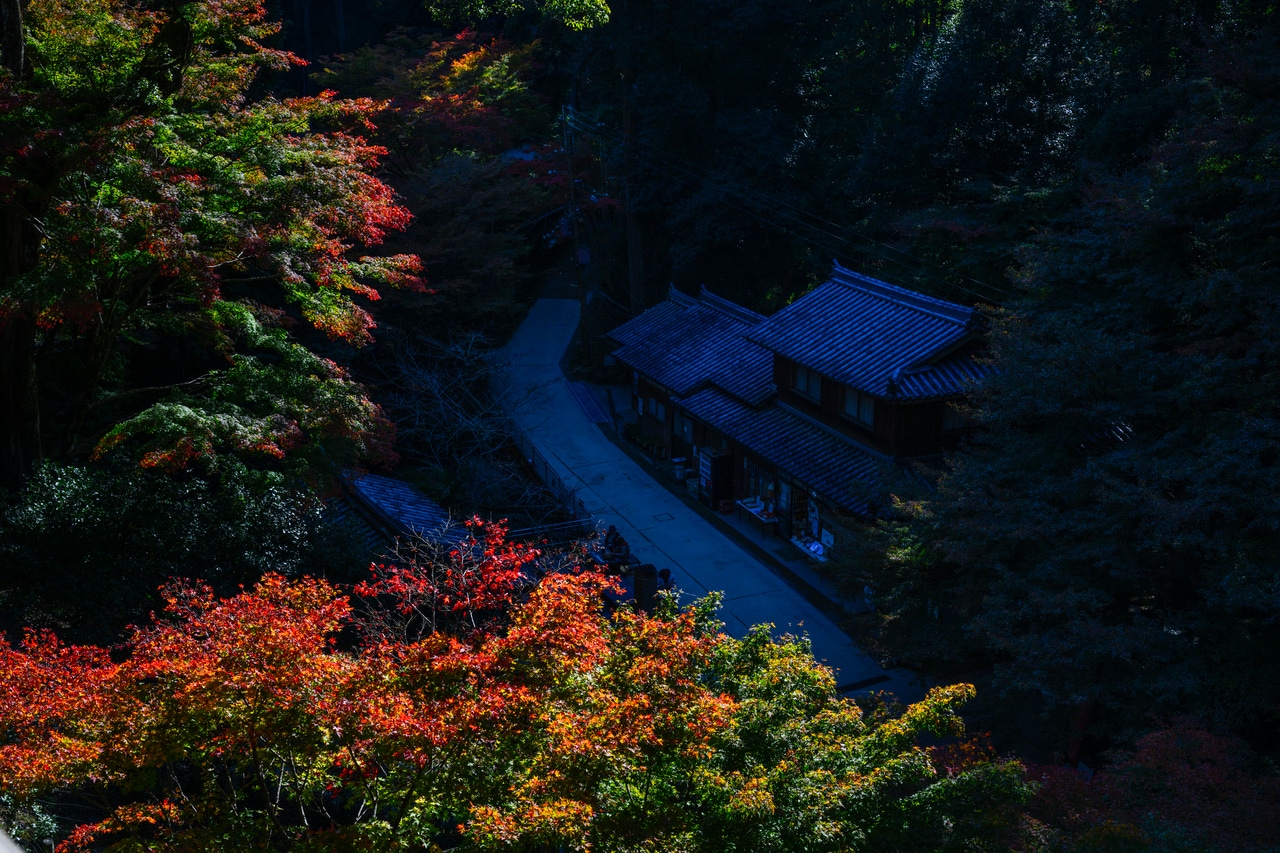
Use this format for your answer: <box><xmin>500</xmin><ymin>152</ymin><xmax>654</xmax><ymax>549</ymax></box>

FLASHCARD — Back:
<box><xmin>609</xmin><ymin>261</ymin><xmax>992</xmax><ymax>561</ymax></box>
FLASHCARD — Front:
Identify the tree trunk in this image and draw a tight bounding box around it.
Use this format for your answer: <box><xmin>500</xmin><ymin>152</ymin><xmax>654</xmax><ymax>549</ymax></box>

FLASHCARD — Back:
<box><xmin>0</xmin><ymin>0</ymin><xmax>42</xmax><ymax>491</ymax></box>
<box><xmin>1</xmin><ymin>0</ymin><xmax>22</xmax><ymax>78</ymax></box>
<box><xmin>333</xmin><ymin>0</ymin><xmax>346</xmax><ymax>54</ymax></box>
<box><xmin>622</xmin><ymin>63</ymin><xmax>644</xmax><ymax>315</ymax></box>
<box><xmin>294</xmin><ymin>0</ymin><xmax>313</xmax><ymax>95</ymax></box>
<box><xmin>63</xmin><ymin>322</ymin><xmax>116</xmax><ymax>457</ymax></box>
<box><xmin>2</xmin><ymin>180</ymin><xmax>44</xmax><ymax>490</ymax></box>
<box><xmin>0</xmin><ymin>310</ymin><xmax>41</xmax><ymax>491</ymax></box>
<box><xmin>1065</xmin><ymin>698</ymin><xmax>1097</xmax><ymax>766</ymax></box>
<box><xmin>624</xmin><ymin>180</ymin><xmax>644</xmax><ymax>315</ymax></box>
<box><xmin>302</xmin><ymin>0</ymin><xmax>312</xmax><ymax>59</ymax></box>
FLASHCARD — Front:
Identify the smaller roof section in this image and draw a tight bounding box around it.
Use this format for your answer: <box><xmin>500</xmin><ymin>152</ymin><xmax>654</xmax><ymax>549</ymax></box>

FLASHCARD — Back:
<box><xmin>610</xmin><ymin>286</ymin><xmax>774</xmax><ymax>406</ymax></box>
<box><xmin>674</xmin><ymin>387</ymin><xmax>882</xmax><ymax>517</ymax></box>
<box><xmin>891</xmin><ymin>343</ymin><xmax>995</xmax><ymax>399</ymax></box>
<box><xmin>746</xmin><ymin>262</ymin><xmax>987</xmax><ymax>399</ymax></box>
<box><xmin>343</xmin><ymin>472</ymin><xmax>466</xmax><ymax>544</ymax></box>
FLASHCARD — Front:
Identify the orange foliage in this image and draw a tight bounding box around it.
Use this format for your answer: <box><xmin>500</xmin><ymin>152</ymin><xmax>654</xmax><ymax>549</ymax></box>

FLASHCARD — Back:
<box><xmin>0</xmin><ymin>532</ymin><xmax>1028</xmax><ymax>851</ymax></box>
<box><xmin>0</xmin><ymin>562</ymin><xmax>733</xmax><ymax>851</ymax></box>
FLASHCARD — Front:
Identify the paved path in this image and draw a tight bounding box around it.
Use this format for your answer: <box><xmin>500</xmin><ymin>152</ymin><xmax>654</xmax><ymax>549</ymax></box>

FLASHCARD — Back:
<box><xmin>501</xmin><ymin>297</ymin><xmax>920</xmax><ymax>698</ymax></box>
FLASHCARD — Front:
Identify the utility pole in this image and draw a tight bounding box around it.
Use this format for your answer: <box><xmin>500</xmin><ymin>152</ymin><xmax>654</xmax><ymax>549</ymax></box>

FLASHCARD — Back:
<box><xmin>622</xmin><ymin>72</ymin><xmax>644</xmax><ymax>316</ymax></box>
<box><xmin>564</xmin><ymin>106</ymin><xmax>588</xmax><ymax>363</ymax></box>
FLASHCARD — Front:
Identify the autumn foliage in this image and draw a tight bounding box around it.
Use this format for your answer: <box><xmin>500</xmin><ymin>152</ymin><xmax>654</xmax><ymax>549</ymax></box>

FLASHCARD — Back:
<box><xmin>354</xmin><ymin>518</ymin><xmax>542</xmax><ymax>640</ymax></box>
<box><xmin>317</xmin><ymin>27</ymin><xmax>572</xmax><ymax>333</ymax></box>
<box><xmin>0</xmin><ymin>529</ymin><xmax>1031</xmax><ymax>852</ymax></box>
<box><xmin>0</xmin><ymin>0</ymin><xmax>424</xmax><ymax>484</ymax></box>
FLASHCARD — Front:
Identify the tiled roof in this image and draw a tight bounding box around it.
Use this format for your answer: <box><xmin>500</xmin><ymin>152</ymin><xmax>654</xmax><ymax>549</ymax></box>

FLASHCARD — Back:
<box><xmin>746</xmin><ymin>262</ymin><xmax>984</xmax><ymax>399</ymax></box>
<box><xmin>675</xmin><ymin>387</ymin><xmax>882</xmax><ymax>516</ymax></box>
<box><xmin>609</xmin><ymin>297</ymin><xmax>689</xmax><ymax>348</ymax></box>
<box><xmin>610</xmin><ymin>286</ymin><xmax>774</xmax><ymax>405</ymax></box>
<box><xmin>893</xmin><ymin>344</ymin><xmax>996</xmax><ymax>398</ymax></box>
<box><xmin>1079</xmin><ymin>420</ymin><xmax>1135</xmax><ymax>456</ymax></box>
<box><xmin>324</xmin><ymin>496</ymin><xmax>391</xmax><ymax>553</ymax></box>
<box><xmin>344</xmin><ymin>472</ymin><xmax>464</xmax><ymax>543</ymax></box>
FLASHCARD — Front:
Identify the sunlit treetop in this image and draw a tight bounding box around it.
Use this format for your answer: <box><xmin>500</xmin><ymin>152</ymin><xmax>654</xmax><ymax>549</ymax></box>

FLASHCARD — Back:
<box><xmin>425</xmin><ymin>0</ymin><xmax>611</xmax><ymax>31</ymax></box>
<box><xmin>0</xmin><ymin>552</ymin><xmax>1034</xmax><ymax>852</ymax></box>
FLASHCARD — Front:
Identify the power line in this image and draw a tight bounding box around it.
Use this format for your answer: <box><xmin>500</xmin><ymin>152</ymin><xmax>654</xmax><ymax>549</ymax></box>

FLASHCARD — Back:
<box><xmin>565</xmin><ymin>109</ymin><xmax>1011</xmax><ymax>306</ymax></box>
<box><xmin>626</xmin><ymin>134</ymin><xmax>1012</xmax><ymax>304</ymax></box>
<box><xmin>570</xmin><ymin>112</ymin><xmax>1008</xmax><ymax>305</ymax></box>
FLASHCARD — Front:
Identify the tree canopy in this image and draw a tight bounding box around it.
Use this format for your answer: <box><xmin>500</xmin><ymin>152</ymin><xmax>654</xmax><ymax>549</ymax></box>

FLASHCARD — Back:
<box><xmin>0</xmin><ymin>0</ymin><xmax>421</xmax><ymax>490</ymax></box>
<box><xmin>0</xmin><ymin>0</ymin><xmax>437</xmax><ymax>641</ymax></box>
<box><xmin>0</xmin><ymin>530</ymin><xmax>1032</xmax><ymax>852</ymax></box>
<box><xmin>841</xmin><ymin>4</ymin><xmax>1280</xmax><ymax>749</ymax></box>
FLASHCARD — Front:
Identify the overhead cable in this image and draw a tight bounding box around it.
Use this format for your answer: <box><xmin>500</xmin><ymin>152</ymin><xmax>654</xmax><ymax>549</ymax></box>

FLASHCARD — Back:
<box><xmin>565</xmin><ymin>110</ymin><xmax>1011</xmax><ymax>306</ymax></box>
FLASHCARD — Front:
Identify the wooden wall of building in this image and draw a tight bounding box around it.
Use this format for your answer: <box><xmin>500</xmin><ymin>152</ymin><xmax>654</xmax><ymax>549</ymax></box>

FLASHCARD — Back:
<box><xmin>773</xmin><ymin>356</ymin><xmax>919</xmax><ymax>457</ymax></box>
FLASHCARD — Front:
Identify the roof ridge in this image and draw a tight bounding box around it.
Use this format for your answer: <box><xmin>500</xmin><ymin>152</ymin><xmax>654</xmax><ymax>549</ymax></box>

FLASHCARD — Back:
<box><xmin>666</xmin><ymin>284</ymin><xmax>699</xmax><ymax>308</ymax></box>
<box><xmin>830</xmin><ymin>261</ymin><xmax>972</xmax><ymax>325</ymax></box>
<box><xmin>676</xmin><ymin>376</ymin><xmax>777</xmax><ymax>409</ymax></box>
<box><xmin>698</xmin><ymin>286</ymin><xmax>766</xmax><ymax>325</ymax></box>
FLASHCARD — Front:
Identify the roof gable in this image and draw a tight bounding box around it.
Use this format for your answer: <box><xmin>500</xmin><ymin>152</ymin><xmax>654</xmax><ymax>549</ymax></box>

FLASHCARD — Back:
<box><xmin>745</xmin><ymin>262</ymin><xmax>980</xmax><ymax>398</ymax></box>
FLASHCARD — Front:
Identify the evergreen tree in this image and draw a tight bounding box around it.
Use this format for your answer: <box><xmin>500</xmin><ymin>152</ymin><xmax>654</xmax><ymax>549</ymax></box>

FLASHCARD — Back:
<box><xmin>870</xmin><ymin>13</ymin><xmax>1280</xmax><ymax>743</ymax></box>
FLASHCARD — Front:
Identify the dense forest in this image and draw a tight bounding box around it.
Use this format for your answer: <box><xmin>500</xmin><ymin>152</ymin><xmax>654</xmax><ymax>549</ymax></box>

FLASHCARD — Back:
<box><xmin>3</xmin><ymin>0</ymin><xmax>1280</xmax><ymax>850</ymax></box>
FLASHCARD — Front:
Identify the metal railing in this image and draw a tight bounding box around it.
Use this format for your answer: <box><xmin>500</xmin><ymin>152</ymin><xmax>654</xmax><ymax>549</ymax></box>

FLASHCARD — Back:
<box><xmin>330</xmin><ymin>423</ymin><xmax>593</xmax><ymax>551</ymax></box>
<box><xmin>506</xmin><ymin>516</ymin><xmax>597</xmax><ymax>546</ymax></box>
<box><xmin>510</xmin><ymin>422</ymin><xmax>591</xmax><ymax>522</ymax></box>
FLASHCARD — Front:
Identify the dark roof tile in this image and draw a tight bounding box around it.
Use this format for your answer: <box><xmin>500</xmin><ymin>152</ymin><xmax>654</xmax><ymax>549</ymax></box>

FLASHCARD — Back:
<box><xmin>344</xmin><ymin>472</ymin><xmax>464</xmax><ymax>543</ymax></box>
<box><xmin>610</xmin><ymin>287</ymin><xmax>774</xmax><ymax>405</ymax></box>
<box><xmin>893</xmin><ymin>346</ymin><xmax>996</xmax><ymax>398</ymax></box>
<box><xmin>675</xmin><ymin>387</ymin><xmax>881</xmax><ymax>516</ymax></box>
<box><xmin>746</xmin><ymin>262</ymin><xmax>984</xmax><ymax>399</ymax></box>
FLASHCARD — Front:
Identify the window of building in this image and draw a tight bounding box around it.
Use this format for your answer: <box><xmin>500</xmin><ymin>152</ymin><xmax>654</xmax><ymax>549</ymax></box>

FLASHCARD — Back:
<box><xmin>942</xmin><ymin>404</ymin><xmax>967</xmax><ymax>432</ymax></box>
<box><xmin>842</xmin><ymin>387</ymin><xmax>875</xmax><ymax>428</ymax></box>
<box><xmin>646</xmin><ymin>396</ymin><xmax>666</xmax><ymax>421</ymax></box>
<box><xmin>743</xmin><ymin>457</ymin><xmax>775</xmax><ymax>505</ymax></box>
<box><xmin>674</xmin><ymin>410</ymin><xmax>693</xmax><ymax>444</ymax></box>
<box><xmin>792</xmin><ymin>364</ymin><xmax>822</xmax><ymax>400</ymax></box>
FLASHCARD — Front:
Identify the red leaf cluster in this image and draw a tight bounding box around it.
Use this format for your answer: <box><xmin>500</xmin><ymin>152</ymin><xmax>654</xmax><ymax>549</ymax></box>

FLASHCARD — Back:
<box><xmin>0</xmin><ymin>538</ymin><xmax>728</xmax><ymax>850</ymax></box>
